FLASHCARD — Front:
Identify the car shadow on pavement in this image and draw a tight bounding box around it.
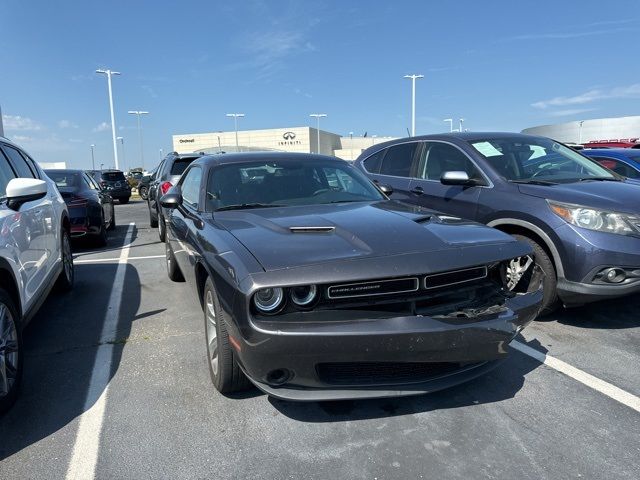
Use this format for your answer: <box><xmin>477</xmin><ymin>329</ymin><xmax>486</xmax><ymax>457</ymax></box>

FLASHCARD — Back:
<box><xmin>540</xmin><ymin>295</ymin><xmax>640</xmax><ymax>329</ymax></box>
<box><xmin>0</xmin><ymin>244</ymin><xmax>141</xmax><ymax>461</ymax></box>
<box><xmin>268</xmin><ymin>339</ymin><xmax>546</xmax><ymax>423</ymax></box>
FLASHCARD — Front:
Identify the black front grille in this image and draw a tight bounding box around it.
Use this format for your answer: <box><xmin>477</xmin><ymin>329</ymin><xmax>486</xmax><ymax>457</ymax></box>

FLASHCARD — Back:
<box><xmin>424</xmin><ymin>266</ymin><xmax>487</xmax><ymax>290</ymax></box>
<box><xmin>317</xmin><ymin>362</ymin><xmax>463</xmax><ymax>386</ymax></box>
<box><xmin>327</xmin><ymin>277</ymin><xmax>419</xmax><ymax>299</ymax></box>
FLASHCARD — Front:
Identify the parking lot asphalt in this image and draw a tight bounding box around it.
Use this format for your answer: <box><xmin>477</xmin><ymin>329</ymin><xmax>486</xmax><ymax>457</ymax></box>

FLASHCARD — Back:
<box><xmin>1</xmin><ymin>199</ymin><xmax>639</xmax><ymax>480</ymax></box>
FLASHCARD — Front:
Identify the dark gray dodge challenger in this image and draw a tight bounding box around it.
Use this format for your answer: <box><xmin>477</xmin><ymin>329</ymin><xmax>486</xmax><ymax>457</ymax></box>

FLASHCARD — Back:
<box><xmin>160</xmin><ymin>152</ymin><xmax>543</xmax><ymax>401</ymax></box>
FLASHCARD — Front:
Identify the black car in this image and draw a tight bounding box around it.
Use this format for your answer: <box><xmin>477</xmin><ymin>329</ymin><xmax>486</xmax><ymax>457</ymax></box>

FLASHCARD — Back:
<box><xmin>45</xmin><ymin>169</ymin><xmax>115</xmax><ymax>245</ymax></box>
<box><xmin>88</xmin><ymin>169</ymin><xmax>131</xmax><ymax>204</ymax></box>
<box><xmin>148</xmin><ymin>152</ymin><xmax>202</xmax><ymax>242</ymax></box>
<box><xmin>159</xmin><ymin>152</ymin><xmax>543</xmax><ymax>401</ymax></box>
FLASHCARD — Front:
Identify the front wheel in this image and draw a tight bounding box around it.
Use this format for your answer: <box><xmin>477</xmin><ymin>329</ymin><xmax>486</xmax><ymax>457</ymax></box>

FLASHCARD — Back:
<box><xmin>165</xmin><ymin>242</ymin><xmax>184</xmax><ymax>282</ymax></box>
<box><xmin>203</xmin><ymin>277</ymin><xmax>250</xmax><ymax>394</ymax></box>
<box><xmin>149</xmin><ymin>202</ymin><xmax>158</xmax><ymax>228</ymax></box>
<box><xmin>512</xmin><ymin>234</ymin><xmax>560</xmax><ymax>315</ymax></box>
<box><xmin>139</xmin><ymin>186</ymin><xmax>148</xmax><ymax>200</ymax></box>
<box><xmin>0</xmin><ymin>289</ymin><xmax>22</xmax><ymax>413</ymax></box>
<box><xmin>157</xmin><ymin>212</ymin><xmax>166</xmax><ymax>243</ymax></box>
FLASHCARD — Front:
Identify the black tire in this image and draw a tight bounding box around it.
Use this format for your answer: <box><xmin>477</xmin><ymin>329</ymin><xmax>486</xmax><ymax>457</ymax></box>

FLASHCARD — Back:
<box><xmin>107</xmin><ymin>205</ymin><xmax>116</xmax><ymax>231</ymax></box>
<box><xmin>0</xmin><ymin>288</ymin><xmax>23</xmax><ymax>414</ymax></box>
<box><xmin>203</xmin><ymin>277</ymin><xmax>250</xmax><ymax>394</ymax></box>
<box><xmin>165</xmin><ymin>242</ymin><xmax>184</xmax><ymax>282</ymax></box>
<box><xmin>139</xmin><ymin>186</ymin><xmax>148</xmax><ymax>200</ymax></box>
<box><xmin>55</xmin><ymin>229</ymin><xmax>74</xmax><ymax>292</ymax></box>
<box><xmin>149</xmin><ymin>202</ymin><xmax>158</xmax><ymax>228</ymax></box>
<box><xmin>119</xmin><ymin>197</ymin><xmax>130</xmax><ymax>204</ymax></box>
<box><xmin>512</xmin><ymin>234</ymin><xmax>560</xmax><ymax>315</ymax></box>
<box><xmin>95</xmin><ymin>214</ymin><xmax>108</xmax><ymax>247</ymax></box>
<box><xmin>157</xmin><ymin>211</ymin><xmax>166</xmax><ymax>243</ymax></box>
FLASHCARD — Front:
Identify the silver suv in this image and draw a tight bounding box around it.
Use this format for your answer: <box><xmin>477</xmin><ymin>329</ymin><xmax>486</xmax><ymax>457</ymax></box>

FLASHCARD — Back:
<box><xmin>0</xmin><ymin>137</ymin><xmax>74</xmax><ymax>413</ymax></box>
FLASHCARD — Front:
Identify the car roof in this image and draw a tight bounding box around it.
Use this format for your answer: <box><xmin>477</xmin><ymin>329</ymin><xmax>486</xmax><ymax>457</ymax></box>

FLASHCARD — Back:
<box><xmin>193</xmin><ymin>151</ymin><xmax>347</xmax><ymax>167</ymax></box>
<box><xmin>44</xmin><ymin>169</ymin><xmax>84</xmax><ymax>174</ymax></box>
<box><xmin>583</xmin><ymin>148</ymin><xmax>640</xmax><ymax>157</ymax></box>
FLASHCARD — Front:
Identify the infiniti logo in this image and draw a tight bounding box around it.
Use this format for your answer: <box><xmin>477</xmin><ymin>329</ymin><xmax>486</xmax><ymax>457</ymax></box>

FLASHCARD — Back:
<box><xmin>282</xmin><ymin>131</ymin><xmax>296</xmax><ymax>140</ymax></box>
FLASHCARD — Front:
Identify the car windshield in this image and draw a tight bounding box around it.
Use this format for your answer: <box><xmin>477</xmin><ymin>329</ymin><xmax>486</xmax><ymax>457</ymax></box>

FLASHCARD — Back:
<box><xmin>102</xmin><ymin>171</ymin><xmax>126</xmax><ymax>181</ymax></box>
<box><xmin>46</xmin><ymin>171</ymin><xmax>80</xmax><ymax>189</ymax></box>
<box><xmin>469</xmin><ymin>137</ymin><xmax>617</xmax><ymax>183</ymax></box>
<box><xmin>206</xmin><ymin>160</ymin><xmax>384</xmax><ymax>211</ymax></box>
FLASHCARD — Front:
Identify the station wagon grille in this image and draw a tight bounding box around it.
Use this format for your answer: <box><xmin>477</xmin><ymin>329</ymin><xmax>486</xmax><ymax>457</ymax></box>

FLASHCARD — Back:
<box><xmin>327</xmin><ymin>277</ymin><xmax>419</xmax><ymax>299</ymax></box>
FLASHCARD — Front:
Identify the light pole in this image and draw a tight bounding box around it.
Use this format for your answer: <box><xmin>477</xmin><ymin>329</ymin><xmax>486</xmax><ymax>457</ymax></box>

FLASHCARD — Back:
<box><xmin>349</xmin><ymin>131</ymin><xmax>354</xmax><ymax>160</ymax></box>
<box><xmin>117</xmin><ymin>137</ymin><xmax>125</xmax><ymax>172</ymax></box>
<box><xmin>309</xmin><ymin>114</ymin><xmax>327</xmax><ymax>154</ymax></box>
<box><xmin>90</xmin><ymin>144</ymin><xmax>95</xmax><ymax>170</ymax></box>
<box><xmin>578</xmin><ymin>120</ymin><xmax>584</xmax><ymax>143</ymax></box>
<box><xmin>404</xmin><ymin>74</ymin><xmax>423</xmax><ymax>136</ymax></box>
<box><xmin>226</xmin><ymin>113</ymin><xmax>244</xmax><ymax>150</ymax></box>
<box><xmin>443</xmin><ymin>118</ymin><xmax>453</xmax><ymax>133</ymax></box>
<box><xmin>459</xmin><ymin>118</ymin><xmax>465</xmax><ymax>133</ymax></box>
<box><xmin>159</xmin><ymin>148</ymin><xmax>163</xmax><ymax>160</ymax></box>
<box><xmin>95</xmin><ymin>69</ymin><xmax>121</xmax><ymax>169</ymax></box>
<box><xmin>128</xmin><ymin>110</ymin><xmax>149</xmax><ymax>170</ymax></box>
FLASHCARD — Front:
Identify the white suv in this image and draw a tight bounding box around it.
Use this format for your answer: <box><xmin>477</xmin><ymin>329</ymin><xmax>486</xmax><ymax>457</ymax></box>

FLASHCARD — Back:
<box><xmin>0</xmin><ymin>137</ymin><xmax>74</xmax><ymax>413</ymax></box>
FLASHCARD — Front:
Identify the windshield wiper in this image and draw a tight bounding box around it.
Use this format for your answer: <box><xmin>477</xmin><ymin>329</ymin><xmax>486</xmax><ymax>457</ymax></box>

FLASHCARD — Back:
<box><xmin>509</xmin><ymin>179</ymin><xmax>558</xmax><ymax>186</ymax></box>
<box><xmin>577</xmin><ymin>177</ymin><xmax>620</xmax><ymax>182</ymax></box>
<box><xmin>215</xmin><ymin>203</ymin><xmax>284</xmax><ymax>211</ymax></box>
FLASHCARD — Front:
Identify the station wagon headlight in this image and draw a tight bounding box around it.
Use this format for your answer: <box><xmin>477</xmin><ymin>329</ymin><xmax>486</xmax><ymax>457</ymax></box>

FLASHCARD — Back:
<box><xmin>290</xmin><ymin>285</ymin><xmax>318</xmax><ymax>307</ymax></box>
<box><xmin>548</xmin><ymin>200</ymin><xmax>640</xmax><ymax>236</ymax></box>
<box><xmin>253</xmin><ymin>287</ymin><xmax>284</xmax><ymax>314</ymax></box>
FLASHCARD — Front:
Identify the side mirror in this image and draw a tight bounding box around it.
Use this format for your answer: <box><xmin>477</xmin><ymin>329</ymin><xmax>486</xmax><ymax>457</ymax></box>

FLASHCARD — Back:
<box><xmin>6</xmin><ymin>178</ymin><xmax>48</xmax><ymax>211</ymax></box>
<box><xmin>160</xmin><ymin>192</ymin><xmax>182</xmax><ymax>209</ymax></box>
<box><xmin>378</xmin><ymin>184</ymin><xmax>394</xmax><ymax>196</ymax></box>
<box><xmin>440</xmin><ymin>171</ymin><xmax>477</xmax><ymax>186</ymax></box>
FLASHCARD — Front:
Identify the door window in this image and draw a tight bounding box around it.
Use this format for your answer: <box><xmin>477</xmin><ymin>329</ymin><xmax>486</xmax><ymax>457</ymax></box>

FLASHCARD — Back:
<box><xmin>362</xmin><ymin>149</ymin><xmax>386</xmax><ymax>173</ymax></box>
<box><xmin>181</xmin><ymin>167</ymin><xmax>202</xmax><ymax>209</ymax></box>
<box><xmin>2</xmin><ymin>145</ymin><xmax>35</xmax><ymax>178</ymax></box>
<box><xmin>0</xmin><ymin>153</ymin><xmax>17</xmax><ymax>198</ymax></box>
<box><xmin>417</xmin><ymin>142</ymin><xmax>484</xmax><ymax>182</ymax></box>
<box><xmin>379</xmin><ymin>143</ymin><xmax>418</xmax><ymax>178</ymax></box>
<box><xmin>593</xmin><ymin>157</ymin><xmax>640</xmax><ymax>178</ymax></box>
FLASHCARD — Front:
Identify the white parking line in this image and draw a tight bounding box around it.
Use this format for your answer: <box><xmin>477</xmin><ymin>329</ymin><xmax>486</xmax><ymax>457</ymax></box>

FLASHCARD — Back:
<box><xmin>74</xmin><ymin>254</ymin><xmax>165</xmax><ymax>264</ymax></box>
<box><xmin>65</xmin><ymin>222</ymin><xmax>135</xmax><ymax>480</ymax></box>
<box><xmin>512</xmin><ymin>340</ymin><xmax>640</xmax><ymax>414</ymax></box>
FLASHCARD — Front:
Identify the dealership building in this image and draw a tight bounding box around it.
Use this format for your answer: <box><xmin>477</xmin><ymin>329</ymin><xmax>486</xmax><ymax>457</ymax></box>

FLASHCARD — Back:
<box><xmin>522</xmin><ymin>115</ymin><xmax>640</xmax><ymax>144</ymax></box>
<box><xmin>172</xmin><ymin>127</ymin><xmax>396</xmax><ymax>161</ymax></box>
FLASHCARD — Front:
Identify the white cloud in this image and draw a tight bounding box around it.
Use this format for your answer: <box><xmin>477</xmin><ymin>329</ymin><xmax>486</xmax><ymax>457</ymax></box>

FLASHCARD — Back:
<box><xmin>532</xmin><ymin>83</ymin><xmax>640</xmax><ymax>109</ymax></box>
<box><xmin>11</xmin><ymin>135</ymin><xmax>33</xmax><ymax>142</ymax></box>
<box><xmin>2</xmin><ymin>114</ymin><xmax>43</xmax><ymax>132</ymax></box>
<box><xmin>548</xmin><ymin>108</ymin><xmax>598</xmax><ymax>117</ymax></box>
<box><xmin>93</xmin><ymin>122</ymin><xmax>111</xmax><ymax>132</ymax></box>
<box><xmin>58</xmin><ymin>119</ymin><xmax>78</xmax><ymax>129</ymax></box>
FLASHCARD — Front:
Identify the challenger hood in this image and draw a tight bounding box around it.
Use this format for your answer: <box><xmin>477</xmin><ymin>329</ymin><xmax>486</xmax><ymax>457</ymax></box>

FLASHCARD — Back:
<box><xmin>214</xmin><ymin>201</ymin><xmax>518</xmax><ymax>271</ymax></box>
<box><xmin>517</xmin><ymin>180</ymin><xmax>640</xmax><ymax>213</ymax></box>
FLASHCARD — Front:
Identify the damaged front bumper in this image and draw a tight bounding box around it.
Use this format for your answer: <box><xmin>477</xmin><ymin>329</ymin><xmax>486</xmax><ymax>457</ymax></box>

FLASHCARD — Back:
<box><xmin>233</xmin><ymin>286</ymin><xmax>543</xmax><ymax>401</ymax></box>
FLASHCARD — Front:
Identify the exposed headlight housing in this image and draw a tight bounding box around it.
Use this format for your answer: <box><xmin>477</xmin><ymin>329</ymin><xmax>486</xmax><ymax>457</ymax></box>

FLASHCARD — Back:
<box><xmin>548</xmin><ymin>200</ymin><xmax>640</xmax><ymax>236</ymax></box>
<box><xmin>290</xmin><ymin>285</ymin><xmax>318</xmax><ymax>307</ymax></box>
<box><xmin>253</xmin><ymin>287</ymin><xmax>284</xmax><ymax>314</ymax></box>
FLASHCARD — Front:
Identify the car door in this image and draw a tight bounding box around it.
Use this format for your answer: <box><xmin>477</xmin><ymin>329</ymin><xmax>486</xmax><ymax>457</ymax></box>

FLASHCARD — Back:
<box><xmin>0</xmin><ymin>144</ymin><xmax>57</xmax><ymax>308</ymax></box>
<box><xmin>168</xmin><ymin>166</ymin><xmax>203</xmax><ymax>286</ymax></box>
<box><xmin>362</xmin><ymin>143</ymin><xmax>420</xmax><ymax>202</ymax></box>
<box><xmin>407</xmin><ymin>141</ymin><xmax>487</xmax><ymax>220</ymax></box>
<box><xmin>83</xmin><ymin>172</ymin><xmax>112</xmax><ymax>224</ymax></box>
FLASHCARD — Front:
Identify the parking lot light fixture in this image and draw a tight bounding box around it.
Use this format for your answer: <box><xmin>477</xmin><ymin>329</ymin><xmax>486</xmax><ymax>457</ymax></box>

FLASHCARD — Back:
<box><xmin>444</xmin><ymin>118</ymin><xmax>453</xmax><ymax>133</ymax></box>
<box><xmin>226</xmin><ymin>114</ymin><xmax>245</xmax><ymax>150</ymax></box>
<box><xmin>117</xmin><ymin>137</ymin><xmax>125</xmax><ymax>172</ymax></box>
<box><xmin>404</xmin><ymin>74</ymin><xmax>424</xmax><ymax>136</ymax></box>
<box><xmin>309</xmin><ymin>114</ymin><xmax>327</xmax><ymax>154</ymax></box>
<box><xmin>95</xmin><ymin>69</ymin><xmax>121</xmax><ymax>170</ymax></box>
<box><xmin>90</xmin><ymin>144</ymin><xmax>96</xmax><ymax>170</ymax></box>
<box><xmin>128</xmin><ymin>110</ymin><xmax>149</xmax><ymax>171</ymax></box>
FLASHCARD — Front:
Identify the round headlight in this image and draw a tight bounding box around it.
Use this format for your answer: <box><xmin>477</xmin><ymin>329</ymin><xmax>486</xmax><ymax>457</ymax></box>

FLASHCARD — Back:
<box><xmin>253</xmin><ymin>287</ymin><xmax>284</xmax><ymax>313</ymax></box>
<box><xmin>291</xmin><ymin>285</ymin><xmax>318</xmax><ymax>307</ymax></box>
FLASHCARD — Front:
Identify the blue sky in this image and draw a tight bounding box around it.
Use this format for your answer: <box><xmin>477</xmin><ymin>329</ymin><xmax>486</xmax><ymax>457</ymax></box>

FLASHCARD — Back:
<box><xmin>1</xmin><ymin>0</ymin><xmax>639</xmax><ymax>169</ymax></box>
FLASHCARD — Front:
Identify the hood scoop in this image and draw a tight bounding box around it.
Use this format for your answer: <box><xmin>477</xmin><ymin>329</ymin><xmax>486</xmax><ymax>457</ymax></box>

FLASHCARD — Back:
<box><xmin>413</xmin><ymin>215</ymin><xmax>432</xmax><ymax>224</ymax></box>
<box><xmin>289</xmin><ymin>226</ymin><xmax>336</xmax><ymax>234</ymax></box>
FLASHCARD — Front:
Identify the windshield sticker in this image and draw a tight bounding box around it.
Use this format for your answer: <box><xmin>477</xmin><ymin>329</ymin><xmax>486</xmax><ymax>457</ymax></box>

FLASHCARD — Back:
<box><xmin>472</xmin><ymin>142</ymin><xmax>503</xmax><ymax>157</ymax></box>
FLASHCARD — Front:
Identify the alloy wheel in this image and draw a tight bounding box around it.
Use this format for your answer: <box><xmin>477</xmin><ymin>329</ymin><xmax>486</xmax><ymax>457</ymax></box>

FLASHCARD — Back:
<box><xmin>506</xmin><ymin>255</ymin><xmax>534</xmax><ymax>291</ymax></box>
<box><xmin>0</xmin><ymin>303</ymin><xmax>19</xmax><ymax>398</ymax></box>
<box><xmin>205</xmin><ymin>290</ymin><xmax>218</xmax><ymax>376</ymax></box>
<box><xmin>62</xmin><ymin>232</ymin><xmax>73</xmax><ymax>283</ymax></box>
